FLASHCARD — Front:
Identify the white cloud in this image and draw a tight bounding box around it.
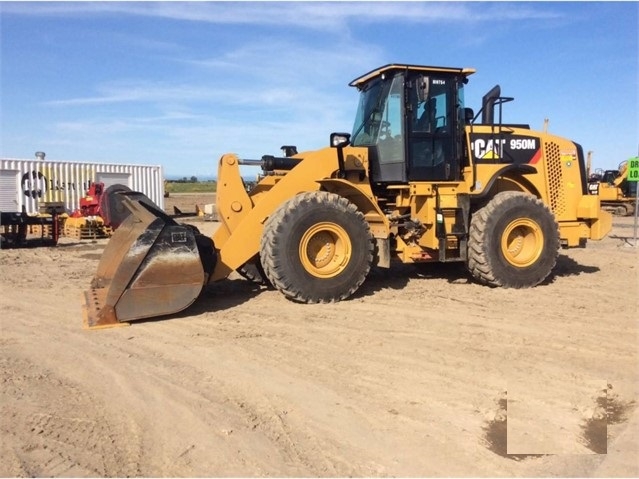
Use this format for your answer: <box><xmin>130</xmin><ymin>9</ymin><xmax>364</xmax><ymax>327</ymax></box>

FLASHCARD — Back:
<box><xmin>2</xmin><ymin>2</ymin><xmax>563</xmax><ymax>30</ymax></box>
<box><xmin>29</xmin><ymin>18</ymin><xmax>383</xmax><ymax>173</ymax></box>
<box><xmin>183</xmin><ymin>36</ymin><xmax>383</xmax><ymax>85</ymax></box>
<box><xmin>43</xmin><ymin>82</ymin><xmax>227</xmax><ymax>106</ymax></box>
<box><xmin>43</xmin><ymin>36</ymin><xmax>382</xmax><ymax>118</ymax></box>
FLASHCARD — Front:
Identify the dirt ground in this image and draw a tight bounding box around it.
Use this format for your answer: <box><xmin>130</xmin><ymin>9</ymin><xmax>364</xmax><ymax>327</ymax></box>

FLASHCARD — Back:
<box><xmin>1</xmin><ymin>193</ymin><xmax>637</xmax><ymax>477</ymax></box>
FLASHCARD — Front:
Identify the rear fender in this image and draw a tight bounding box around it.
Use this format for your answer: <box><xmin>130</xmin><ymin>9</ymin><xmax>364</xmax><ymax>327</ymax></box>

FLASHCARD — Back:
<box><xmin>474</xmin><ymin>165</ymin><xmax>540</xmax><ymax>199</ymax></box>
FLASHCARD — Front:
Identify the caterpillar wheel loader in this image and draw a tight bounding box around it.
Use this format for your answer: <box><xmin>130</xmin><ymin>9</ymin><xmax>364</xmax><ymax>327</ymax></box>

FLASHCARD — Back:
<box><xmin>83</xmin><ymin>64</ymin><xmax>612</xmax><ymax>329</ymax></box>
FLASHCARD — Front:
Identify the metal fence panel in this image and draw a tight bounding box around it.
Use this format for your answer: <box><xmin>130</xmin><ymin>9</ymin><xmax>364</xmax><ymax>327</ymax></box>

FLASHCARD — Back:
<box><xmin>0</xmin><ymin>157</ymin><xmax>164</xmax><ymax>214</ymax></box>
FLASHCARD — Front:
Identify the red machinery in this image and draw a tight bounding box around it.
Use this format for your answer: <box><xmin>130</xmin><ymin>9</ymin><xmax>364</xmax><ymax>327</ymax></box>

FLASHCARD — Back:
<box><xmin>67</xmin><ymin>182</ymin><xmax>124</xmax><ymax>239</ymax></box>
<box><xmin>70</xmin><ymin>182</ymin><xmax>105</xmax><ymax>219</ymax></box>
<box><xmin>66</xmin><ymin>183</ymin><xmax>136</xmax><ymax>239</ymax></box>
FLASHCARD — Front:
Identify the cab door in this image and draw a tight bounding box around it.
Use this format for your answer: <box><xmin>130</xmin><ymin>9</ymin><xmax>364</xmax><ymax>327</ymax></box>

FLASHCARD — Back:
<box><xmin>368</xmin><ymin>73</ymin><xmax>407</xmax><ymax>183</ymax></box>
<box><xmin>407</xmin><ymin>74</ymin><xmax>458</xmax><ymax>182</ymax></box>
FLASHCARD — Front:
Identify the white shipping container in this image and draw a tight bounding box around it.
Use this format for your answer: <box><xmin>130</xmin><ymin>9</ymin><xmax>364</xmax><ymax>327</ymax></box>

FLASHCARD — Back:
<box><xmin>0</xmin><ymin>157</ymin><xmax>164</xmax><ymax>214</ymax></box>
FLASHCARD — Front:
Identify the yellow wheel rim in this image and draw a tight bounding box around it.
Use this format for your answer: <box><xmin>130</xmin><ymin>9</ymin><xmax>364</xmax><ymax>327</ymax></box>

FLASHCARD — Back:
<box><xmin>500</xmin><ymin>219</ymin><xmax>543</xmax><ymax>267</ymax></box>
<box><xmin>299</xmin><ymin>222</ymin><xmax>351</xmax><ymax>278</ymax></box>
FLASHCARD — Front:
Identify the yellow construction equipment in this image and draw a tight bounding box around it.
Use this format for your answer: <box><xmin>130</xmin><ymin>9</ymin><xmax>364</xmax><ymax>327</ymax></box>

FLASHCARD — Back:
<box><xmin>588</xmin><ymin>160</ymin><xmax>637</xmax><ymax>216</ymax></box>
<box><xmin>83</xmin><ymin>64</ymin><xmax>612</xmax><ymax>329</ymax></box>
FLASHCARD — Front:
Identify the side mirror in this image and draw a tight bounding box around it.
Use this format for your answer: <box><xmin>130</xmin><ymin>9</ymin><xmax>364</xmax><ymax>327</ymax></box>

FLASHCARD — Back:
<box><xmin>330</xmin><ymin>133</ymin><xmax>351</xmax><ymax>178</ymax></box>
<box><xmin>464</xmin><ymin>108</ymin><xmax>475</xmax><ymax>123</ymax></box>
<box><xmin>330</xmin><ymin>132</ymin><xmax>351</xmax><ymax>149</ymax></box>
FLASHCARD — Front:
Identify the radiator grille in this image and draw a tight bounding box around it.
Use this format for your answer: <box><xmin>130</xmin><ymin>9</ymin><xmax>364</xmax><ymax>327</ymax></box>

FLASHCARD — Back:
<box><xmin>544</xmin><ymin>142</ymin><xmax>565</xmax><ymax>215</ymax></box>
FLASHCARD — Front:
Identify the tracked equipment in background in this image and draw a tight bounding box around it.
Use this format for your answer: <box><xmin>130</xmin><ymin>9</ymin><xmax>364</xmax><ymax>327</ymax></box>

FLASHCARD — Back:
<box><xmin>588</xmin><ymin>160</ymin><xmax>636</xmax><ymax>216</ymax></box>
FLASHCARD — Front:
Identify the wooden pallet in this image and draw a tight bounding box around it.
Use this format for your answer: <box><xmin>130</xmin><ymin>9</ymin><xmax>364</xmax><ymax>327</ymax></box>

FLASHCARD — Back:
<box><xmin>63</xmin><ymin>218</ymin><xmax>113</xmax><ymax>240</ymax></box>
<box><xmin>28</xmin><ymin>224</ymin><xmax>55</xmax><ymax>237</ymax></box>
<box><xmin>64</xmin><ymin>223</ymin><xmax>112</xmax><ymax>240</ymax></box>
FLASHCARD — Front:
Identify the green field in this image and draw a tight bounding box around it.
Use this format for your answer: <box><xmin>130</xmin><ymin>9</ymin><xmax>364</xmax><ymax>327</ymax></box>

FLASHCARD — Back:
<box><xmin>165</xmin><ymin>181</ymin><xmax>217</xmax><ymax>194</ymax></box>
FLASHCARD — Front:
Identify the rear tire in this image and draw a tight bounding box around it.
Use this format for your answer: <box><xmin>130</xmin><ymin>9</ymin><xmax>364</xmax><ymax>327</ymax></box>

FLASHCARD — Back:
<box><xmin>260</xmin><ymin>192</ymin><xmax>373</xmax><ymax>303</ymax></box>
<box><xmin>467</xmin><ymin>192</ymin><xmax>559</xmax><ymax>288</ymax></box>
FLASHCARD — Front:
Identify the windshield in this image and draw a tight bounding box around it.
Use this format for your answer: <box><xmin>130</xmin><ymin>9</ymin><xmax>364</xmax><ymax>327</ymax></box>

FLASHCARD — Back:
<box><xmin>350</xmin><ymin>77</ymin><xmax>388</xmax><ymax>146</ymax></box>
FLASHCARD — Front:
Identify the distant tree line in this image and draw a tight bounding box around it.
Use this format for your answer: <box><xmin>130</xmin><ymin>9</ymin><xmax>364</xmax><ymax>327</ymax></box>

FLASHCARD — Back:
<box><xmin>166</xmin><ymin>176</ymin><xmax>201</xmax><ymax>183</ymax></box>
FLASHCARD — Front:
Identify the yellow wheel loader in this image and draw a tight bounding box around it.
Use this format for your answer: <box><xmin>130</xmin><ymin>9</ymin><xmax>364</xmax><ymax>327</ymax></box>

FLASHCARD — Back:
<box><xmin>83</xmin><ymin>64</ymin><xmax>612</xmax><ymax>329</ymax></box>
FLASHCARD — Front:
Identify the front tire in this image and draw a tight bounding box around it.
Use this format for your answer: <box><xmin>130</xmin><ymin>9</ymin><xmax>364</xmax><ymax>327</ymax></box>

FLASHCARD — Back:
<box><xmin>467</xmin><ymin>192</ymin><xmax>559</xmax><ymax>288</ymax></box>
<box><xmin>238</xmin><ymin>258</ymin><xmax>270</xmax><ymax>286</ymax></box>
<box><xmin>260</xmin><ymin>192</ymin><xmax>374</xmax><ymax>303</ymax></box>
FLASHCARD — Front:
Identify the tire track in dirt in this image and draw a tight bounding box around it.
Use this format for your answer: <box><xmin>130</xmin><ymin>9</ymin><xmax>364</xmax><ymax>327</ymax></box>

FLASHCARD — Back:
<box><xmin>100</xmin><ymin>321</ymin><xmax>385</xmax><ymax>476</ymax></box>
<box><xmin>179</xmin><ymin>251</ymin><xmax>637</xmax><ymax>475</ymax></box>
<box><xmin>0</xmin><ymin>354</ymin><xmax>142</xmax><ymax>477</ymax></box>
<box><xmin>1</xmin><ymin>216</ymin><xmax>637</xmax><ymax>476</ymax></box>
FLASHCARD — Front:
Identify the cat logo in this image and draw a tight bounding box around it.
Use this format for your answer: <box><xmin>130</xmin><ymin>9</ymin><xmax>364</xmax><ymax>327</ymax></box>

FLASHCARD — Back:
<box><xmin>472</xmin><ymin>138</ymin><xmax>506</xmax><ymax>160</ymax></box>
<box><xmin>21</xmin><ymin>170</ymin><xmax>47</xmax><ymax>198</ymax></box>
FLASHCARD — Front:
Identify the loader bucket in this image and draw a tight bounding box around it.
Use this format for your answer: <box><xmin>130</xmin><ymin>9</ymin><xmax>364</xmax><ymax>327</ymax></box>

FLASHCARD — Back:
<box><xmin>83</xmin><ymin>192</ymin><xmax>216</xmax><ymax>329</ymax></box>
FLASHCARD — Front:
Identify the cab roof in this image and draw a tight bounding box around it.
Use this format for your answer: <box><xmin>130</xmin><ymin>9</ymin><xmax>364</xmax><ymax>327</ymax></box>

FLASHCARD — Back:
<box><xmin>349</xmin><ymin>64</ymin><xmax>476</xmax><ymax>88</ymax></box>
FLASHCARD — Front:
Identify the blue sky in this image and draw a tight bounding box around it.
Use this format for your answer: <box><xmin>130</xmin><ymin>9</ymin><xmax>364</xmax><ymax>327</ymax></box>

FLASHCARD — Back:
<box><xmin>1</xmin><ymin>1</ymin><xmax>637</xmax><ymax>179</ymax></box>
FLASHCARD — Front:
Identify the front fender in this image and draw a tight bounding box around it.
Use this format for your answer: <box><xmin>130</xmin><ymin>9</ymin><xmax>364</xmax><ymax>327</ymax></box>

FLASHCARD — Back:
<box><xmin>317</xmin><ymin>178</ymin><xmax>389</xmax><ymax>239</ymax></box>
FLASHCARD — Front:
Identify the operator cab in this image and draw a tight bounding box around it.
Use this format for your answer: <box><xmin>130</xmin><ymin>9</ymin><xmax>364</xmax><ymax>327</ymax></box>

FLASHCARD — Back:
<box><xmin>601</xmin><ymin>169</ymin><xmax>620</xmax><ymax>184</ymax></box>
<box><xmin>349</xmin><ymin>64</ymin><xmax>475</xmax><ymax>184</ymax></box>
